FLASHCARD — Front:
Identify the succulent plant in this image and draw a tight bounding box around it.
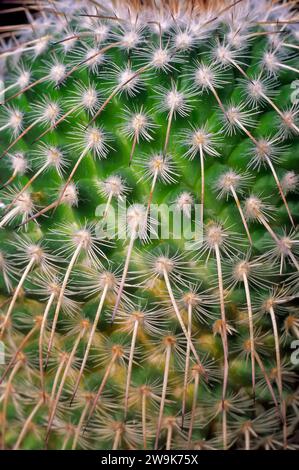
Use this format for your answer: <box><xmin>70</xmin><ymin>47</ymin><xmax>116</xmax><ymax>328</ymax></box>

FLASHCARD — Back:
<box><xmin>0</xmin><ymin>0</ymin><xmax>298</xmax><ymax>451</ymax></box>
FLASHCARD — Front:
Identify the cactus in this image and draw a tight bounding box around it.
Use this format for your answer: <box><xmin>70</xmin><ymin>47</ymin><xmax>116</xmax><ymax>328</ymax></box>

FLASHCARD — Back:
<box><xmin>0</xmin><ymin>0</ymin><xmax>298</xmax><ymax>451</ymax></box>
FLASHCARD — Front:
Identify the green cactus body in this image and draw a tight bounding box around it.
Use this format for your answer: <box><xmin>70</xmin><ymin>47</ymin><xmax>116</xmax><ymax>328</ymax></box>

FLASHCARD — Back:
<box><xmin>0</xmin><ymin>0</ymin><xmax>298</xmax><ymax>450</ymax></box>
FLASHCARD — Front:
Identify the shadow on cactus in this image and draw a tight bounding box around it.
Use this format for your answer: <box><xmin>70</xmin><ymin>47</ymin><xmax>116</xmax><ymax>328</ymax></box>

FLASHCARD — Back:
<box><xmin>0</xmin><ymin>0</ymin><xmax>298</xmax><ymax>451</ymax></box>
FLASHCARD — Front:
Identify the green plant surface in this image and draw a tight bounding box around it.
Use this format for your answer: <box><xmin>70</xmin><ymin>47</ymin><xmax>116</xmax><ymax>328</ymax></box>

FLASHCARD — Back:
<box><xmin>0</xmin><ymin>0</ymin><xmax>298</xmax><ymax>451</ymax></box>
